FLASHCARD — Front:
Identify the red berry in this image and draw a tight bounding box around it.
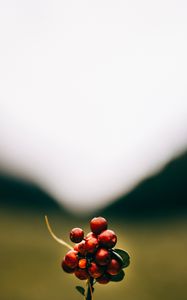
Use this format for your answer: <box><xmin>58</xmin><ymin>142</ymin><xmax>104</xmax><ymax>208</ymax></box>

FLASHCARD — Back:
<box><xmin>85</xmin><ymin>236</ymin><xmax>99</xmax><ymax>253</ymax></box>
<box><xmin>74</xmin><ymin>244</ymin><xmax>79</xmax><ymax>251</ymax></box>
<box><xmin>77</xmin><ymin>240</ymin><xmax>87</xmax><ymax>255</ymax></box>
<box><xmin>95</xmin><ymin>248</ymin><xmax>111</xmax><ymax>266</ymax></box>
<box><xmin>90</xmin><ymin>217</ymin><xmax>108</xmax><ymax>235</ymax></box>
<box><xmin>75</xmin><ymin>269</ymin><xmax>89</xmax><ymax>280</ymax></box>
<box><xmin>78</xmin><ymin>258</ymin><xmax>87</xmax><ymax>269</ymax></box>
<box><xmin>64</xmin><ymin>250</ymin><xmax>78</xmax><ymax>268</ymax></box>
<box><xmin>107</xmin><ymin>258</ymin><xmax>122</xmax><ymax>275</ymax></box>
<box><xmin>70</xmin><ymin>228</ymin><xmax>84</xmax><ymax>243</ymax></box>
<box><xmin>97</xmin><ymin>274</ymin><xmax>110</xmax><ymax>284</ymax></box>
<box><xmin>61</xmin><ymin>259</ymin><xmax>75</xmax><ymax>273</ymax></box>
<box><xmin>98</xmin><ymin>229</ymin><xmax>117</xmax><ymax>248</ymax></box>
<box><xmin>88</xmin><ymin>262</ymin><xmax>104</xmax><ymax>278</ymax></box>
<box><xmin>86</xmin><ymin>232</ymin><xmax>97</xmax><ymax>239</ymax></box>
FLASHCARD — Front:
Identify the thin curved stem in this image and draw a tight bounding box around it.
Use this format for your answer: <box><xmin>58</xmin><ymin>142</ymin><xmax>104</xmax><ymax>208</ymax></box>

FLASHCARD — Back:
<box><xmin>86</xmin><ymin>278</ymin><xmax>94</xmax><ymax>300</ymax></box>
<box><xmin>89</xmin><ymin>279</ymin><xmax>93</xmax><ymax>300</ymax></box>
<box><xmin>45</xmin><ymin>216</ymin><xmax>73</xmax><ymax>250</ymax></box>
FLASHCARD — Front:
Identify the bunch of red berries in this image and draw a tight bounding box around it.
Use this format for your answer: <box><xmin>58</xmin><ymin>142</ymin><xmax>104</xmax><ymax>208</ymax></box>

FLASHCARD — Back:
<box><xmin>61</xmin><ymin>217</ymin><xmax>130</xmax><ymax>286</ymax></box>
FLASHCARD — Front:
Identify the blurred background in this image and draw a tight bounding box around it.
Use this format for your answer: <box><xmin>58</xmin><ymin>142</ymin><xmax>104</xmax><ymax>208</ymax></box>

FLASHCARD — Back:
<box><xmin>0</xmin><ymin>1</ymin><xmax>187</xmax><ymax>300</ymax></box>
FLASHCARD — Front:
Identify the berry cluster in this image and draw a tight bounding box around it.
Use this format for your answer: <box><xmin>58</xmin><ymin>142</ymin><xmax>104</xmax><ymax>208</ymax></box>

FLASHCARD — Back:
<box><xmin>61</xmin><ymin>217</ymin><xmax>130</xmax><ymax>285</ymax></box>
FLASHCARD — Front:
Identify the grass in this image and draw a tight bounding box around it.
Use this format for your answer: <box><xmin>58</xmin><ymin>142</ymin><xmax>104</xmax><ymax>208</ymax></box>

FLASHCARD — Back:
<box><xmin>0</xmin><ymin>207</ymin><xmax>187</xmax><ymax>300</ymax></box>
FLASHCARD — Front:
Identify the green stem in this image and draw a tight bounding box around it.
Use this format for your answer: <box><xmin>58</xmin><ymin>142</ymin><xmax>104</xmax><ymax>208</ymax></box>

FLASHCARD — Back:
<box><xmin>45</xmin><ymin>216</ymin><xmax>73</xmax><ymax>250</ymax></box>
<box><xmin>86</xmin><ymin>278</ymin><xmax>94</xmax><ymax>300</ymax></box>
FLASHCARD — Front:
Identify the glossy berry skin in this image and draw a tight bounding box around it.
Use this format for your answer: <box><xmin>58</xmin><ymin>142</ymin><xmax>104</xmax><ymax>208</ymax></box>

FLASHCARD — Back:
<box><xmin>90</xmin><ymin>217</ymin><xmax>108</xmax><ymax>235</ymax></box>
<box><xmin>86</xmin><ymin>232</ymin><xmax>97</xmax><ymax>239</ymax></box>
<box><xmin>74</xmin><ymin>244</ymin><xmax>79</xmax><ymax>252</ymax></box>
<box><xmin>78</xmin><ymin>258</ymin><xmax>87</xmax><ymax>269</ymax></box>
<box><xmin>88</xmin><ymin>262</ymin><xmax>104</xmax><ymax>278</ymax></box>
<box><xmin>61</xmin><ymin>259</ymin><xmax>76</xmax><ymax>273</ymax></box>
<box><xmin>70</xmin><ymin>228</ymin><xmax>84</xmax><ymax>243</ymax></box>
<box><xmin>97</xmin><ymin>274</ymin><xmax>110</xmax><ymax>284</ymax></box>
<box><xmin>95</xmin><ymin>248</ymin><xmax>111</xmax><ymax>266</ymax></box>
<box><xmin>77</xmin><ymin>240</ymin><xmax>87</xmax><ymax>255</ymax></box>
<box><xmin>75</xmin><ymin>269</ymin><xmax>89</xmax><ymax>280</ymax></box>
<box><xmin>107</xmin><ymin>258</ymin><xmax>122</xmax><ymax>275</ymax></box>
<box><xmin>98</xmin><ymin>229</ymin><xmax>117</xmax><ymax>248</ymax></box>
<box><xmin>85</xmin><ymin>236</ymin><xmax>99</xmax><ymax>253</ymax></box>
<box><xmin>64</xmin><ymin>250</ymin><xmax>78</xmax><ymax>269</ymax></box>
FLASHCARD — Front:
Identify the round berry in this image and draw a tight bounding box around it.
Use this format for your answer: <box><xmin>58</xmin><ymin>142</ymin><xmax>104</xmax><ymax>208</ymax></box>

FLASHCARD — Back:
<box><xmin>88</xmin><ymin>262</ymin><xmax>104</xmax><ymax>278</ymax></box>
<box><xmin>74</xmin><ymin>244</ymin><xmax>79</xmax><ymax>252</ymax></box>
<box><xmin>97</xmin><ymin>274</ymin><xmax>110</xmax><ymax>284</ymax></box>
<box><xmin>85</xmin><ymin>236</ymin><xmax>99</xmax><ymax>253</ymax></box>
<box><xmin>95</xmin><ymin>248</ymin><xmax>111</xmax><ymax>266</ymax></box>
<box><xmin>61</xmin><ymin>259</ymin><xmax>76</xmax><ymax>273</ymax></box>
<box><xmin>75</xmin><ymin>269</ymin><xmax>89</xmax><ymax>280</ymax></box>
<box><xmin>107</xmin><ymin>258</ymin><xmax>122</xmax><ymax>275</ymax></box>
<box><xmin>78</xmin><ymin>258</ymin><xmax>87</xmax><ymax>269</ymax></box>
<box><xmin>64</xmin><ymin>250</ymin><xmax>78</xmax><ymax>269</ymax></box>
<box><xmin>70</xmin><ymin>227</ymin><xmax>84</xmax><ymax>243</ymax></box>
<box><xmin>86</xmin><ymin>232</ymin><xmax>97</xmax><ymax>239</ymax></box>
<box><xmin>90</xmin><ymin>217</ymin><xmax>108</xmax><ymax>235</ymax></box>
<box><xmin>98</xmin><ymin>229</ymin><xmax>117</xmax><ymax>248</ymax></box>
<box><xmin>77</xmin><ymin>240</ymin><xmax>87</xmax><ymax>255</ymax></box>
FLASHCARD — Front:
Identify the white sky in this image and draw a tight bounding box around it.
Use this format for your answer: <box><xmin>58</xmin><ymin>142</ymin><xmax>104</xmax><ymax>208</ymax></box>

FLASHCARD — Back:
<box><xmin>0</xmin><ymin>0</ymin><xmax>187</xmax><ymax>213</ymax></box>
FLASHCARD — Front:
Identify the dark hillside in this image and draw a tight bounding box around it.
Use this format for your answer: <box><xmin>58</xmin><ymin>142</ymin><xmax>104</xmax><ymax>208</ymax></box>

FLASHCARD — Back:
<box><xmin>101</xmin><ymin>152</ymin><xmax>187</xmax><ymax>219</ymax></box>
<box><xmin>0</xmin><ymin>173</ymin><xmax>62</xmax><ymax>214</ymax></box>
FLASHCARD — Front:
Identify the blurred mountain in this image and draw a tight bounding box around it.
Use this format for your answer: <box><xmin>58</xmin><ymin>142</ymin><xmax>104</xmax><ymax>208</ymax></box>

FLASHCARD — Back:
<box><xmin>0</xmin><ymin>173</ymin><xmax>63</xmax><ymax>214</ymax></box>
<box><xmin>1</xmin><ymin>151</ymin><xmax>187</xmax><ymax>218</ymax></box>
<box><xmin>100</xmin><ymin>152</ymin><xmax>187</xmax><ymax>219</ymax></box>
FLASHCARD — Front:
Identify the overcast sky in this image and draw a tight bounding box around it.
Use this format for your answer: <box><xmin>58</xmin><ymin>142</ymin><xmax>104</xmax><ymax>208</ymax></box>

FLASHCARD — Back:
<box><xmin>0</xmin><ymin>0</ymin><xmax>187</xmax><ymax>213</ymax></box>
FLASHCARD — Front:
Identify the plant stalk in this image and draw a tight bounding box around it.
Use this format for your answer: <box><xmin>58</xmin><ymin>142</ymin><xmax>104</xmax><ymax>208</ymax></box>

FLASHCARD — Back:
<box><xmin>86</xmin><ymin>278</ymin><xmax>94</xmax><ymax>300</ymax></box>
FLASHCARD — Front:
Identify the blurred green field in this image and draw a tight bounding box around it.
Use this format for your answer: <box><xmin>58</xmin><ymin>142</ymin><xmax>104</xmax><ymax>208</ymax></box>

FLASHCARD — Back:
<box><xmin>0</xmin><ymin>207</ymin><xmax>187</xmax><ymax>300</ymax></box>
